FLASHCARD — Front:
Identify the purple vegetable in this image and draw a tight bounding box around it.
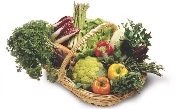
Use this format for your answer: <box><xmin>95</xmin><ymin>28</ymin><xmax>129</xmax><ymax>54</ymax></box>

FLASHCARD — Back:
<box><xmin>50</xmin><ymin>16</ymin><xmax>80</xmax><ymax>43</ymax></box>
<box><xmin>53</xmin><ymin>48</ymin><xmax>67</xmax><ymax>67</ymax></box>
<box><xmin>55</xmin><ymin>27</ymin><xmax>80</xmax><ymax>43</ymax></box>
<box><xmin>132</xmin><ymin>44</ymin><xmax>149</xmax><ymax>62</ymax></box>
<box><xmin>53</xmin><ymin>16</ymin><xmax>74</xmax><ymax>31</ymax></box>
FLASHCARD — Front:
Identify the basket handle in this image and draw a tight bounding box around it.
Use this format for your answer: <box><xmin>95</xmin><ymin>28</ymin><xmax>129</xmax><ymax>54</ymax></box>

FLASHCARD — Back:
<box><xmin>57</xmin><ymin>23</ymin><xmax>118</xmax><ymax>81</ymax></box>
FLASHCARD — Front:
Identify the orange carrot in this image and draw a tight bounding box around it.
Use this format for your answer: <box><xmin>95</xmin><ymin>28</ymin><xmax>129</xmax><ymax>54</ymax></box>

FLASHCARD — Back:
<box><xmin>54</xmin><ymin>42</ymin><xmax>76</xmax><ymax>57</ymax></box>
<box><xmin>70</xmin><ymin>60</ymin><xmax>75</xmax><ymax>66</ymax></box>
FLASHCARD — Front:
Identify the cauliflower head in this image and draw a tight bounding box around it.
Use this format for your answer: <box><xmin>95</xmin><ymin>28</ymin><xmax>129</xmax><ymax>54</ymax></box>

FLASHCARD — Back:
<box><xmin>72</xmin><ymin>56</ymin><xmax>107</xmax><ymax>90</ymax></box>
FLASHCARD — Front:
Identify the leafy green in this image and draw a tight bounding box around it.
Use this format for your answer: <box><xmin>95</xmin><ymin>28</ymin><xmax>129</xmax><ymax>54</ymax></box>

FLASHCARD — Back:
<box><xmin>45</xmin><ymin>66</ymin><xmax>59</xmax><ymax>83</ymax></box>
<box><xmin>113</xmin><ymin>41</ymin><xmax>128</xmax><ymax>62</ymax></box>
<box><xmin>74</xmin><ymin>82</ymin><xmax>92</xmax><ymax>91</ymax></box>
<box><xmin>6</xmin><ymin>20</ymin><xmax>56</xmax><ymax>80</ymax></box>
<box><xmin>74</xmin><ymin>83</ymin><xmax>82</xmax><ymax>88</ymax></box>
<box><xmin>72</xmin><ymin>18</ymin><xmax>114</xmax><ymax>64</ymax></box>
<box><xmin>96</xmin><ymin>66</ymin><xmax>108</xmax><ymax>77</ymax></box>
<box><xmin>119</xmin><ymin>19</ymin><xmax>152</xmax><ymax>56</ymax></box>
<box><xmin>80</xmin><ymin>18</ymin><xmax>113</xmax><ymax>51</ymax></box>
<box><xmin>74</xmin><ymin>48</ymin><xmax>95</xmax><ymax>62</ymax></box>
<box><xmin>97</xmin><ymin>41</ymin><xmax>127</xmax><ymax>69</ymax></box>
<box><xmin>110</xmin><ymin>72</ymin><xmax>143</xmax><ymax>95</ymax></box>
<box><xmin>97</xmin><ymin>54</ymin><xmax>115</xmax><ymax>69</ymax></box>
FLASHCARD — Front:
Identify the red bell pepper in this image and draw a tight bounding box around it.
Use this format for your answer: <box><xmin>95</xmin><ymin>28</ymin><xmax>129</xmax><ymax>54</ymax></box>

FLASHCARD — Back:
<box><xmin>94</xmin><ymin>40</ymin><xmax>114</xmax><ymax>57</ymax></box>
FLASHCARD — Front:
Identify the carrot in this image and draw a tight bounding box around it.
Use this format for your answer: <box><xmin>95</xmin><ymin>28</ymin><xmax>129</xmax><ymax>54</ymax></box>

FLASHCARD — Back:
<box><xmin>70</xmin><ymin>60</ymin><xmax>75</xmax><ymax>66</ymax></box>
<box><xmin>54</xmin><ymin>42</ymin><xmax>76</xmax><ymax>57</ymax></box>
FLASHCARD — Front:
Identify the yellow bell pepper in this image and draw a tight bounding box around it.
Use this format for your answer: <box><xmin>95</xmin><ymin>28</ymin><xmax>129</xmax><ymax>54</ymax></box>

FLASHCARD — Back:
<box><xmin>108</xmin><ymin>63</ymin><xmax>128</xmax><ymax>80</ymax></box>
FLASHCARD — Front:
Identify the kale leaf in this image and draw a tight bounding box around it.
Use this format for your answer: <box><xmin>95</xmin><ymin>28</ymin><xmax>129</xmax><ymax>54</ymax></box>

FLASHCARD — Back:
<box><xmin>119</xmin><ymin>19</ymin><xmax>152</xmax><ymax>56</ymax></box>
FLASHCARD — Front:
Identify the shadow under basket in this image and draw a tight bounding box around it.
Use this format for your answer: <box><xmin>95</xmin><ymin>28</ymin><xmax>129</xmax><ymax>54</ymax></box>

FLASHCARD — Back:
<box><xmin>46</xmin><ymin>22</ymin><xmax>147</xmax><ymax>107</ymax></box>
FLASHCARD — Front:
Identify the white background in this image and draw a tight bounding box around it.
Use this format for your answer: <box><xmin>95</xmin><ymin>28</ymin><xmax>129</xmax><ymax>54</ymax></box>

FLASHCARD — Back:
<box><xmin>0</xmin><ymin>0</ymin><xmax>177</xmax><ymax>109</ymax></box>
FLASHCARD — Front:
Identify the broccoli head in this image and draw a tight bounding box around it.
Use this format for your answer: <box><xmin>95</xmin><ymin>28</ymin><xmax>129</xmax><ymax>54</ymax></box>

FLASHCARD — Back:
<box><xmin>72</xmin><ymin>56</ymin><xmax>107</xmax><ymax>90</ymax></box>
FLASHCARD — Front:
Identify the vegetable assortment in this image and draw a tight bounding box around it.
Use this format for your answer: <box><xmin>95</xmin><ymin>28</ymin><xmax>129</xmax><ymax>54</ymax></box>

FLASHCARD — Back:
<box><xmin>6</xmin><ymin>2</ymin><xmax>164</xmax><ymax>96</ymax></box>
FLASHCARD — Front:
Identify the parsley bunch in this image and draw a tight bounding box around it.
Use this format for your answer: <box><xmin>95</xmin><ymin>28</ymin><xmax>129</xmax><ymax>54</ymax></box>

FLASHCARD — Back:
<box><xmin>6</xmin><ymin>20</ymin><xmax>56</xmax><ymax>80</ymax></box>
<box><xmin>110</xmin><ymin>72</ymin><xmax>143</xmax><ymax>95</ymax></box>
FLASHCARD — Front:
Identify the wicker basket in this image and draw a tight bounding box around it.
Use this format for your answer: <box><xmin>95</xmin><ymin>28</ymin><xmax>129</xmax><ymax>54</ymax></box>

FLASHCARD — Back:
<box><xmin>54</xmin><ymin>22</ymin><xmax>147</xmax><ymax>107</ymax></box>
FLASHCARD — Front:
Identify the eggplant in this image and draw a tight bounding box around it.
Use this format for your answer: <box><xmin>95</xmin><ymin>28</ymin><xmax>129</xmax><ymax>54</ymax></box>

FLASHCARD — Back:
<box><xmin>52</xmin><ymin>48</ymin><xmax>67</xmax><ymax>67</ymax></box>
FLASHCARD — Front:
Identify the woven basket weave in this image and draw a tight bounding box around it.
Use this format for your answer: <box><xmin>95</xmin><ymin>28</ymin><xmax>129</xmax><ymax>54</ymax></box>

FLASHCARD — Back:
<box><xmin>54</xmin><ymin>22</ymin><xmax>147</xmax><ymax>107</ymax></box>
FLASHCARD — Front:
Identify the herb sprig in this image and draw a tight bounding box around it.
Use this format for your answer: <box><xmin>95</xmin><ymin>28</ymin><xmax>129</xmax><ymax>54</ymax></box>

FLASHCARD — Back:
<box><xmin>123</xmin><ymin>57</ymin><xmax>164</xmax><ymax>76</ymax></box>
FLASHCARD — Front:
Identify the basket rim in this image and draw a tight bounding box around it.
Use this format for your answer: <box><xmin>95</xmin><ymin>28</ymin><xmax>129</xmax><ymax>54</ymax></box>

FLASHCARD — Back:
<box><xmin>44</xmin><ymin>66</ymin><xmax>147</xmax><ymax>106</ymax></box>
